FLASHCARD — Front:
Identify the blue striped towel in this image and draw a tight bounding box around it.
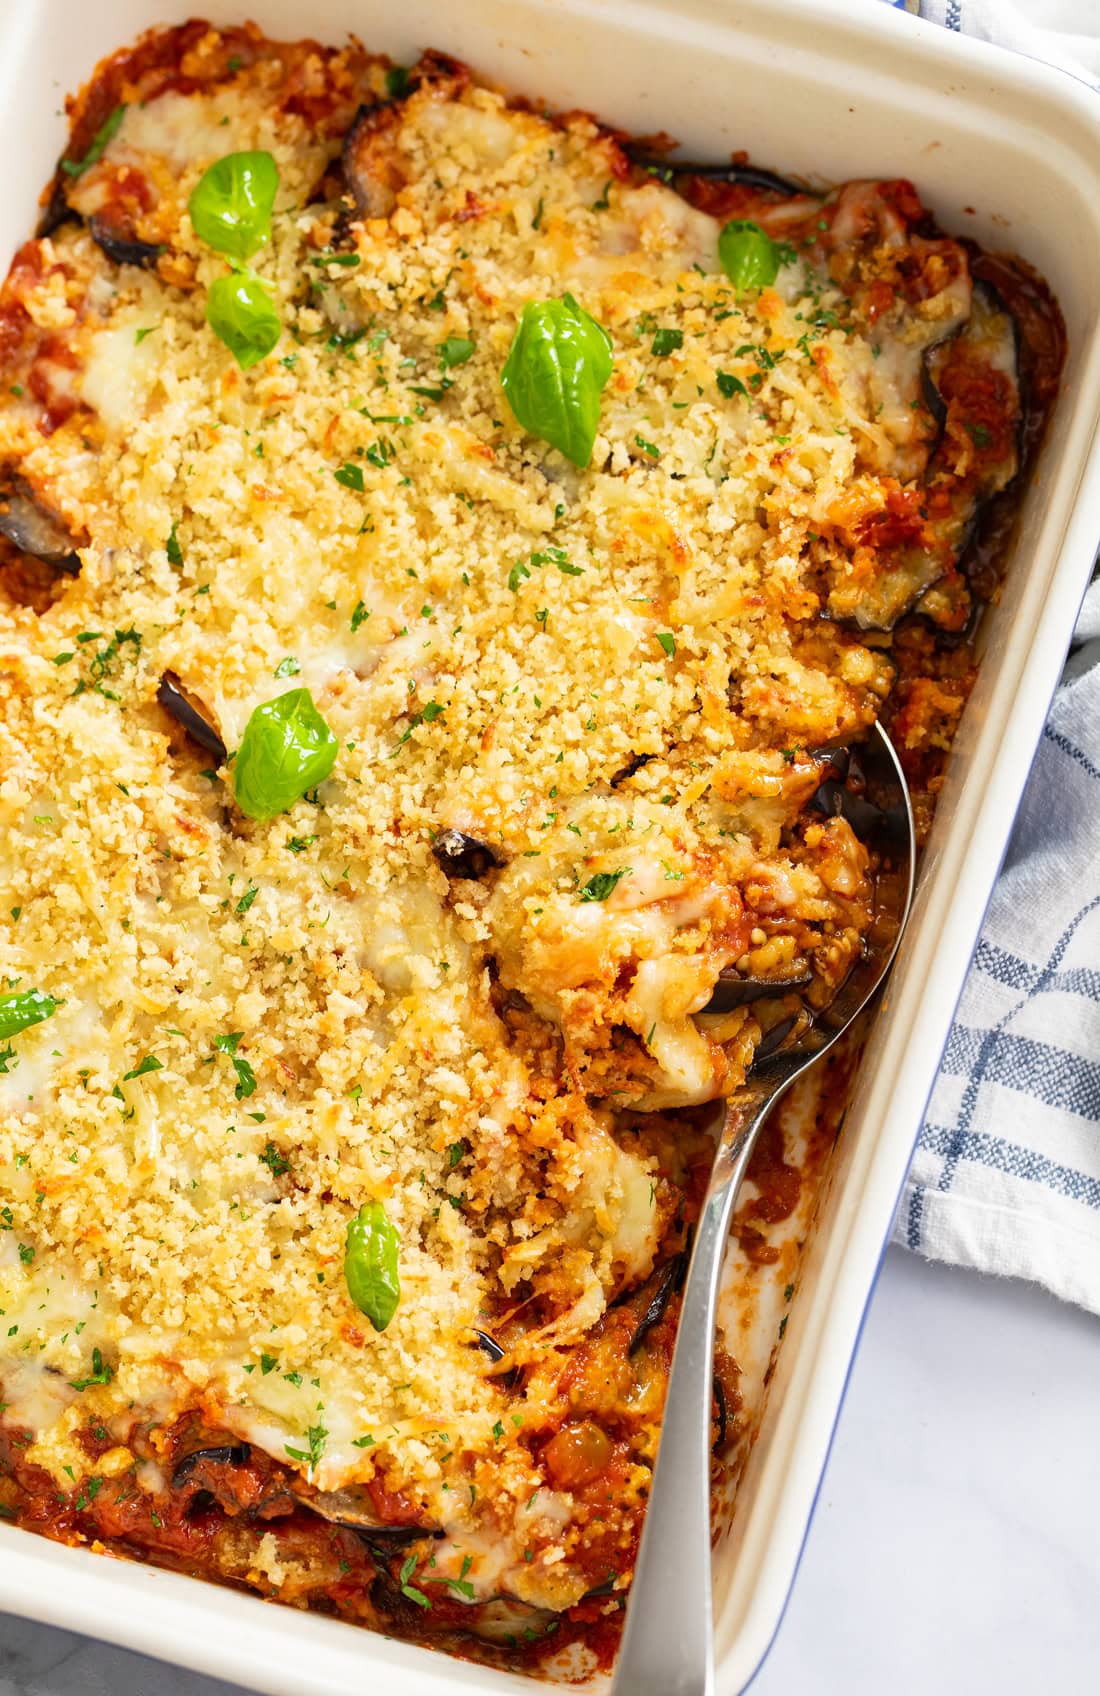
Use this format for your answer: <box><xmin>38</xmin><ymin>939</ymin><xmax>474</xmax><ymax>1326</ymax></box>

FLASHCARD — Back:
<box><xmin>877</xmin><ymin>0</ymin><xmax>1100</xmax><ymax>1311</ymax></box>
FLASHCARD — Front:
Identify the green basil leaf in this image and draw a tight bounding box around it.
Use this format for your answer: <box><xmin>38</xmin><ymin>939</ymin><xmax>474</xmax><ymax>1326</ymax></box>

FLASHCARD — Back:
<box><xmin>344</xmin><ymin>1200</ymin><xmax>401</xmax><ymax>1332</ymax></box>
<box><xmin>718</xmin><ymin>220</ymin><xmax>781</xmax><ymax>295</ymax></box>
<box><xmin>0</xmin><ymin>990</ymin><xmax>60</xmax><ymax>1040</ymax></box>
<box><xmin>500</xmin><ymin>293</ymin><xmax>613</xmax><ymax>467</ymax></box>
<box><xmin>188</xmin><ymin>150</ymin><xmax>279</xmax><ymax>262</ymax></box>
<box><xmin>233</xmin><ymin>688</ymin><xmax>338</xmax><ymax>820</ymax></box>
<box><xmin>206</xmin><ymin>272</ymin><xmax>281</xmax><ymax>370</ymax></box>
<box><xmin>61</xmin><ymin>105</ymin><xmax>127</xmax><ymax>179</ymax></box>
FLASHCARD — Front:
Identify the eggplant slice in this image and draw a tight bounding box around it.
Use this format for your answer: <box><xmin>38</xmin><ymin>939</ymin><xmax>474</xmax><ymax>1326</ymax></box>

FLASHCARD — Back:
<box><xmin>0</xmin><ymin>484</ymin><xmax>82</xmax><ymax>572</ymax></box>
<box><xmin>457</xmin><ymin>1597</ymin><xmax>560</xmax><ymax>1645</ymax></box>
<box><xmin>36</xmin><ymin>173</ymin><xmax>76</xmax><ymax>240</ymax></box>
<box><xmin>89</xmin><ymin>215</ymin><xmax>164</xmax><ymax>269</ymax></box>
<box><xmin>831</xmin><ymin>280</ymin><xmax>1020</xmax><ymax>633</ymax></box>
<box><xmin>473</xmin><ymin>1328</ymin><xmax>522</xmax><ymax>1390</ymax></box>
<box><xmin>703</xmin><ymin>968</ymin><xmax>813</xmax><ymax>1015</ymax></box>
<box><xmin>629</xmin><ymin>154</ymin><xmax>804</xmax><ymax>200</ymax></box>
<box><xmin>713</xmin><ymin>1374</ymin><xmax>728</xmax><ymax>1454</ymax></box>
<box><xmin>342</xmin><ymin>53</ymin><xmax>466</xmax><ymax>220</ymax></box>
<box><xmin>627</xmin><ymin>1253</ymin><xmax>687</xmax><ymax>1357</ymax></box>
<box><xmin>172</xmin><ymin>1443</ymin><xmax>251</xmax><ymax>1485</ymax></box>
<box><xmin>156</xmin><ymin>672</ymin><xmax>227</xmax><ymax>764</ymax></box>
<box><xmin>432</xmin><ymin>828</ymin><xmax>505</xmax><ymax>881</ymax></box>
<box><xmin>341</xmin><ymin>101</ymin><xmax>406</xmax><ymax>220</ymax></box>
<box><xmin>33</xmin><ymin>176</ymin><xmax>161</xmax><ymax>267</ymax></box>
<box><xmin>293</xmin><ymin>1483</ymin><xmax>442</xmax><ymax>1542</ymax></box>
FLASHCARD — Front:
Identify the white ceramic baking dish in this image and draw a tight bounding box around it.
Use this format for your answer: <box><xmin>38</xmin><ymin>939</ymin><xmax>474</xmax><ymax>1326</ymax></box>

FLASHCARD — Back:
<box><xmin>2</xmin><ymin>1</ymin><xmax>1099</xmax><ymax>1690</ymax></box>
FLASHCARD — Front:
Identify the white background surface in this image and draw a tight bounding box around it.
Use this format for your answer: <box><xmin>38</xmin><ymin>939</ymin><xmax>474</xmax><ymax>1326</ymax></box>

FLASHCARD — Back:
<box><xmin>0</xmin><ymin>1245</ymin><xmax>1097</xmax><ymax>1695</ymax></box>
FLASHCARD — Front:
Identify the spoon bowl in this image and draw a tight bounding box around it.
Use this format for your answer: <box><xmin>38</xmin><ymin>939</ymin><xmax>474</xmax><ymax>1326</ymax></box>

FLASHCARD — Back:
<box><xmin>611</xmin><ymin>720</ymin><xmax>915</xmax><ymax>1696</ymax></box>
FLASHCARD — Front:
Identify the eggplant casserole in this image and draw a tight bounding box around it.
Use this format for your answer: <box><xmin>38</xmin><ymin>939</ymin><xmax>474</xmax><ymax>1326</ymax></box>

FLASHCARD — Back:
<box><xmin>0</xmin><ymin>20</ymin><xmax>1062</xmax><ymax>1679</ymax></box>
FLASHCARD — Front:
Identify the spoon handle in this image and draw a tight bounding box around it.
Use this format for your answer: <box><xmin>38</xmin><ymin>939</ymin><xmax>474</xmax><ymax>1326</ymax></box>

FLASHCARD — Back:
<box><xmin>611</xmin><ymin>1093</ymin><xmax>771</xmax><ymax>1696</ymax></box>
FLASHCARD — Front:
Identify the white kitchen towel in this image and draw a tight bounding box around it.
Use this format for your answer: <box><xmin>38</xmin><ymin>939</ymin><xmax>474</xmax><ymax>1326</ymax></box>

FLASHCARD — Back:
<box><xmin>879</xmin><ymin>0</ymin><xmax>1100</xmax><ymax>1311</ymax></box>
<box><xmin>916</xmin><ymin>1</ymin><xmax>1100</xmax><ymax>87</ymax></box>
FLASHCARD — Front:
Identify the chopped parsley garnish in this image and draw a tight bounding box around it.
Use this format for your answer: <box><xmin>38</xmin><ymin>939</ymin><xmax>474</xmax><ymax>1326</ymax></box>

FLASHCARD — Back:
<box><xmin>439</xmin><ymin>336</ymin><xmax>475</xmax><ymax>369</ymax></box>
<box><xmin>656</xmin><ymin>632</ymin><xmax>676</xmax><ymax>657</ymax></box>
<box><xmin>651</xmin><ymin>328</ymin><xmax>683</xmax><ymax>357</ymax></box>
<box><xmin>396</xmin><ymin>701</ymin><xmax>445</xmax><ymax>745</ymax></box>
<box><xmin>326</xmin><ymin>326</ymin><xmax>368</xmax><ymax>352</ymax></box>
<box><xmin>70</xmin><ymin>1348</ymin><xmax>114</xmax><ymax>1391</ymax></box>
<box><xmin>399</xmin><ymin>1554</ymin><xmax>431</xmax><ymax>1608</ymax></box>
<box><xmin>259</xmin><ymin>1140</ymin><xmax>289</xmax><ymax>1177</ymax></box>
<box><xmin>634</xmin><ymin>433</ymin><xmax>660</xmax><ymax>459</ymax></box>
<box><xmin>578</xmin><ymin>868</ymin><xmax>631</xmax><ymax>903</ymax></box>
<box><xmin>213</xmin><ymin>1032</ymin><xmax>257</xmax><ymax>1099</ymax></box>
<box><xmin>717</xmin><ymin>370</ymin><xmax>749</xmax><ymax>400</ymax></box>
<box><xmin>285</xmin><ymin>1422</ymin><xmax>327</xmax><ymax>1471</ymax></box>
<box><xmin>274</xmin><ymin>656</ymin><xmax>301</xmax><ymax>678</ymax></box>
<box><xmin>122</xmin><ymin>1055</ymin><xmax>163</xmax><ymax>1081</ymax></box>
<box><xmin>334</xmin><ymin>462</ymin><xmax>365</xmax><ymax>492</ymax></box>
<box><xmin>442</xmin><ymin>1560</ymin><xmax>476</xmax><ymax>1601</ymax></box>
<box><xmin>350</xmin><ymin>601</ymin><xmax>370</xmax><ymax>632</ymax></box>
<box><xmin>235</xmin><ymin>882</ymin><xmax>259</xmax><ymax>914</ymax></box>
<box><xmin>508</xmin><ymin>546</ymin><xmax>582</xmax><ymax>592</ymax></box>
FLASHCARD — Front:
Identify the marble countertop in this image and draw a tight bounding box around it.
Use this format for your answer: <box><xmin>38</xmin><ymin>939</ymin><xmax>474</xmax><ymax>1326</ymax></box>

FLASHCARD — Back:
<box><xmin>1</xmin><ymin>1245</ymin><xmax>1097</xmax><ymax>1696</ymax></box>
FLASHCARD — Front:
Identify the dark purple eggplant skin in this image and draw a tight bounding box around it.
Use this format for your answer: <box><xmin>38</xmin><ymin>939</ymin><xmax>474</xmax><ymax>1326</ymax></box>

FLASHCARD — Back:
<box><xmin>0</xmin><ymin>486</ymin><xmax>81</xmax><ymax>572</ymax></box>
<box><xmin>156</xmin><ymin>673</ymin><xmax>228</xmax><ymax>765</ymax></box>
<box><xmin>703</xmin><ymin>968</ymin><xmax>813</xmax><ymax>1015</ymax></box>
<box><xmin>610</xmin><ymin>751</ymin><xmax>653</xmax><ymax>787</ymax></box>
<box><xmin>36</xmin><ymin>175</ymin><xmax>76</xmax><ymax>240</ymax></box>
<box><xmin>581</xmin><ymin>1577</ymin><xmax>619</xmax><ymax>1600</ymax></box>
<box><xmin>920</xmin><ymin>350</ymin><xmax>950</xmax><ymax>432</ymax></box>
<box><xmin>340</xmin><ymin>102</ymin><xmax>384</xmax><ymax>218</ymax></box>
<box><xmin>810</xmin><ymin>750</ymin><xmax>910</xmax><ymax>850</ymax></box>
<box><xmin>432</xmin><ymin>829</ymin><xmax>504</xmax><ymax>881</ymax></box>
<box><xmin>473</xmin><ymin>1328</ymin><xmax>521</xmax><ymax>1391</ymax></box>
<box><xmin>628</xmin><ymin>1253</ymin><xmax>687</xmax><ymax>1357</ymax></box>
<box><xmin>713</xmin><ymin>1374</ymin><xmax>728</xmax><ymax>1454</ymax></box>
<box><xmin>753</xmin><ymin>1013</ymin><xmax>800</xmax><ymax>1063</ymax></box>
<box><xmin>630</xmin><ymin>155</ymin><xmax>803</xmax><ymax>199</ymax></box>
<box><xmin>172</xmin><ymin>1443</ymin><xmax>251</xmax><ymax>1485</ymax></box>
<box><xmin>359</xmin><ymin>1524</ymin><xmax>444</xmax><ymax>1550</ymax></box>
<box><xmin>89</xmin><ymin>216</ymin><xmax>163</xmax><ymax>269</ymax></box>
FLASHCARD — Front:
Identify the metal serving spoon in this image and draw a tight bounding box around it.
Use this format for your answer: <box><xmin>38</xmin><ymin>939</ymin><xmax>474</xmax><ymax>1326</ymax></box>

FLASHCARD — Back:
<box><xmin>611</xmin><ymin>721</ymin><xmax>915</xmax><ymax>1696</ymax></box>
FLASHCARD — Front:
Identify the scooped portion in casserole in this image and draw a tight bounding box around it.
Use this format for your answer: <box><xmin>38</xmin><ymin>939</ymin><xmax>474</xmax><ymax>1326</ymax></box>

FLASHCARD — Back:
<box><xmin>0</xmin><ymin>20</ymin><xmax>1059</xmax><ymax>1676</ymax></box>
